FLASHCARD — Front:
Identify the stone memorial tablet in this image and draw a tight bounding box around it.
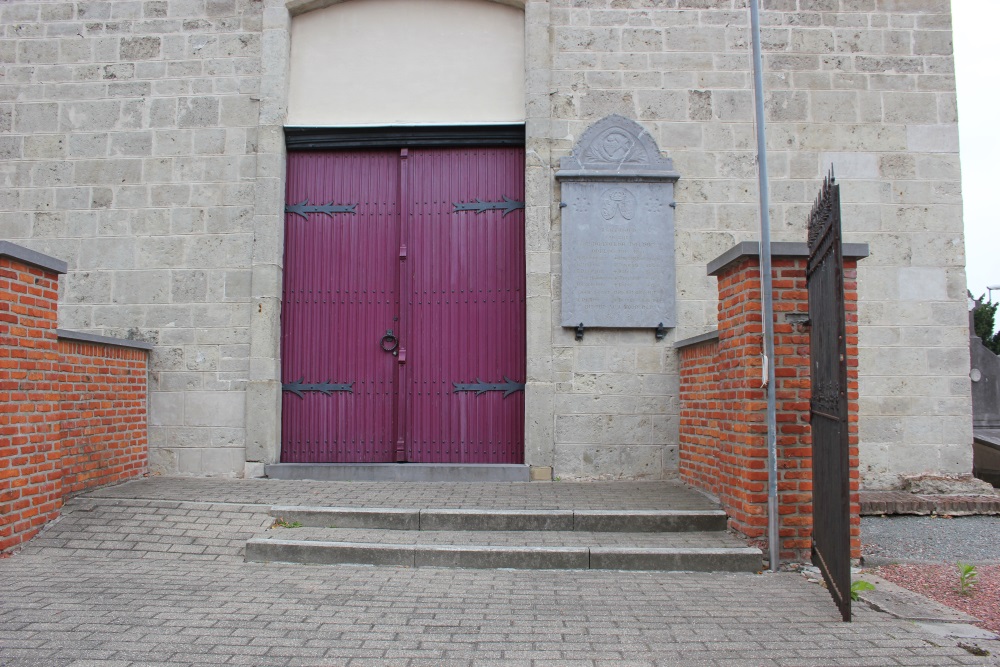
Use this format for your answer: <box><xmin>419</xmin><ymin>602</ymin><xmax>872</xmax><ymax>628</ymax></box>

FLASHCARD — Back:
<box><xmin>555</xmin><ymin>115</ymin><xmax>680</xmax><ymax>329</ymax></box>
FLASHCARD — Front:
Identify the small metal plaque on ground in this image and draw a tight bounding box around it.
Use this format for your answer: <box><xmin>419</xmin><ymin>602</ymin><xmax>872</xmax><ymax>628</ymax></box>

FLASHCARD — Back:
<box><xmin>556</xmin><ymin>115</ymin><xmax>680</xmax><ymax>329</ymax></box>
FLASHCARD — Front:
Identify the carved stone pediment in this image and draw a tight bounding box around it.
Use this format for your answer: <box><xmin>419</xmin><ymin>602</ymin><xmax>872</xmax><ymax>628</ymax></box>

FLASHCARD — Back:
<box><xmin>557</xmin><ymin>115</ymin><xmax>678</xmax><ymax>180</ymax></box>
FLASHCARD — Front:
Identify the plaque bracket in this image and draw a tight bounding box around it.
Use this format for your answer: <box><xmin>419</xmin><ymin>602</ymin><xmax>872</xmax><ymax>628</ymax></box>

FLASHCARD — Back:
<box><xmin>575</xmin><ymin>323</ymin><xmax>585</xmax><ymax>341</ymax></box>
<box><xmin>655</xmin><ymin>323</ymin><xmax>666</xmax><ymax>342</ymax></box>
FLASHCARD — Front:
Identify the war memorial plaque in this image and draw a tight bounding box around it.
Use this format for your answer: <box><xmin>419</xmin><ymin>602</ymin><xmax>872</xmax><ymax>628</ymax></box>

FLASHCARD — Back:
<box><xmin>556</xmin><ymin>115</ymin><xmax>680</xmax><ymax>329</ymax></box>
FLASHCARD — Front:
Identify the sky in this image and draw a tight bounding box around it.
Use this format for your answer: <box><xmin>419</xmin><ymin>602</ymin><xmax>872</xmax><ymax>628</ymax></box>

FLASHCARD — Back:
<box><xmin>952</xmin><ymin>1</ymin><xmax>999</xmax><ymax>301</ymax></box>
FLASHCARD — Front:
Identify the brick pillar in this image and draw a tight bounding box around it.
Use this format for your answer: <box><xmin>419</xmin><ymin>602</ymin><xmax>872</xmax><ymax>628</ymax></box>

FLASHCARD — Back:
<box><xmin>713</xmin><ymin>253</ymin><xmax>860</xmax><ymax>561</ymax></box>
<box><xmin>679</xmin><ymin>242</ymin><xmax>864</xmax><ymax>563</ymax></box>
<box><xmin>0</xmin><ymin>245</ymin><xmax>67</xmax><ymax>552</ymax></box>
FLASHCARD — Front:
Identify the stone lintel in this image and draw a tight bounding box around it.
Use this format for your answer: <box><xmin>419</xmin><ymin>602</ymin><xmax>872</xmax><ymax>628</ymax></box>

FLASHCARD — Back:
<box><xmin>0</xmin><ymin>241</ymin><xmax>68</xmax><ymax>275</ymax></box>
<box><xmin>707</xmin><ymin>241</ymin><xmax>870</xmax><ymax>277</ymax></box>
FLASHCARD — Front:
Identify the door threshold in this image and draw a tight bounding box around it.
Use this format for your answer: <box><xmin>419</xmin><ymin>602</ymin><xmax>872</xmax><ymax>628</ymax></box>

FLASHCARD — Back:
<box><xmin>265</xmin><ymin>463</ymin><xmax>530</xmax><ymax>483</ymax></box>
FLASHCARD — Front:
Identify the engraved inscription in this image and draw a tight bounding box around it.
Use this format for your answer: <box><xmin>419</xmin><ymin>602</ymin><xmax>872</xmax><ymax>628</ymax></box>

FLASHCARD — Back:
<box><xmin>559</xmin><ymin>182</ymin><xmax>676</xmax><ymax>328</ymax></box>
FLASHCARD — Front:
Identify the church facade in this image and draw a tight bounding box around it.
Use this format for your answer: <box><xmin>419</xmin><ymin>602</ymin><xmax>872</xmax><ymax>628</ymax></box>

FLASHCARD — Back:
<box><xmin>1</xmin><ymin>0</ymin><xmax>970</xmax><ymax>489</ymax></box>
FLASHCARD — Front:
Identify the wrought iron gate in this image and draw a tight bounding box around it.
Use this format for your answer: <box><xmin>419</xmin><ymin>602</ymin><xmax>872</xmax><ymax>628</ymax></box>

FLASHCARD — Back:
<box><xmin>806</xmin><ymin>170</ymin><xmax>852</xmax><ymax>622</ymax></box>
<box><xmin>281</xmin><ymin>148</ymin><xmax>526</xmax><ymax>464</ymax></box>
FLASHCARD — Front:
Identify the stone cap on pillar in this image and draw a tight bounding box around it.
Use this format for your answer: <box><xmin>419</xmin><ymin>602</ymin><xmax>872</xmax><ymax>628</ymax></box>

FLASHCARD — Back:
<box><xmin>707</xmin><ymin>241</ymin><xmax>870</xmax><ymax>277</ymax></box>
<box><xmin>0</xmin><ymin>241</ymin><xmax>67</xmax><ymax>275</ymax></box>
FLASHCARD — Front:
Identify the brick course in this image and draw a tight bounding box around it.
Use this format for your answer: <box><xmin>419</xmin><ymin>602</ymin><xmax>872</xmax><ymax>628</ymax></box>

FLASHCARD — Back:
<box><xmin>0</xmin><ymin>248</ymin><xmax>148</xmax><ymax>553</ymax></box>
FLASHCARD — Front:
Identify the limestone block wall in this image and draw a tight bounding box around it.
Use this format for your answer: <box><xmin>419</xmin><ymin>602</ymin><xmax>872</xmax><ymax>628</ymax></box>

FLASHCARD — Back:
<box><xmin>540</xmin><ymin>0</ymin><xmax>970</xmax><ymax>484</ymax></box>
<box><xmin>0</xmin><ymin>0</ymin><xmax>973</xmax><ymax>486</ymax></box>
<box><xmin>0</xmin><ymin>0</ymin><xmax>267</xmax><ymax>475</ymax></box>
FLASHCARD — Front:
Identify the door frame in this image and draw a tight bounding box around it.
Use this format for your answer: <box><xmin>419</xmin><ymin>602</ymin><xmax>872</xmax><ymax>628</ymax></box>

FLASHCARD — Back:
<box><xmin>244</xmin><ymin>2</ymin><xmax>553</xmax><ymax>476</ymax></box>
<box><xmin>278</xmin><ymin>126</ymin><xmax>528</xmax><ymax>465</ymax></box>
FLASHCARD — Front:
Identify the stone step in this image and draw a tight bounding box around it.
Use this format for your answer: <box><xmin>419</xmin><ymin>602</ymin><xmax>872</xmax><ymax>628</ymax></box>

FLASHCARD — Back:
<box><xmin>246</xmin><ymin>528</ymin><xmax>762</xmax><ymax>572</ymax></box>
<box><xmin>265</xmin><ymin>463</ymin><xmax>530</xmax><ymax>482</ymax></box>
<box><xmin>267</xmin><ymin>505</ymin><xmax>729</xmax><ymax>532</ymax></box>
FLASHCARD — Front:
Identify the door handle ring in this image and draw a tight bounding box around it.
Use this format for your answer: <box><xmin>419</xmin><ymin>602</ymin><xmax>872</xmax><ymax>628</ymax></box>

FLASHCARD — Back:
<box><xmin>380</xmin><ymin>330</ymin><xmax>399</xmax><ymax>353</ymax></box>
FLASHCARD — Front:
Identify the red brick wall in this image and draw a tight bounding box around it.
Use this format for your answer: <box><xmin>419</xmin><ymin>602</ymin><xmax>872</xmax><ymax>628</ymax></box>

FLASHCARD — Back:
<box><xmin>0</xmin><ymin>256</ymin><xmax>63</xmax><ymax>553</ymax></box>
<box><xmin>678</xmin><ymin>253</ymin><xmax>861</xmax><ymax>562</ymax></box>
<box><xmin>59</xmin><ymin>340</ymin><xmax>148</xmax><ymax>497</ymax></box>
<box><xmin>1</xmin><ymin>249</ymin><xmax>149</xmax><ymax>554</ymax></box>
<box><xmin>678</xmin><ymin>339</ymin><xmax>721</xmax><ymax>497</ymax></box>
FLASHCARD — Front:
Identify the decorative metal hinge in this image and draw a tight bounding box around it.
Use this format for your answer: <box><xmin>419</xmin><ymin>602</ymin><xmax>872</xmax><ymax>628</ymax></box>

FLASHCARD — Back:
<box><xmin>282</xmin><ymin>378</ymin><xmax>354</xmax><ymax>398</ymax></box>
<box><xmin>453</xmin><ymin>376</ymin><xmax>525</xmax><ymax>398</ymax></box>
<box><xmin>285</xmin><ymin>199</ymin><xmax>358</xmax><ymax>219</ymax></box>
<box><xmin>452</xmin><ymin>196</ymin><xmax>524</xmax><ymax>217</ymax></box>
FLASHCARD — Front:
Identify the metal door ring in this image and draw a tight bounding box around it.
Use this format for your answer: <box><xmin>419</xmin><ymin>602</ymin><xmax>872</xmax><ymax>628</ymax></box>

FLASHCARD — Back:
<box><xmin>380</xmin><ymin>332</ymin><xmax>399</xmax><ymax>353</ymax></box>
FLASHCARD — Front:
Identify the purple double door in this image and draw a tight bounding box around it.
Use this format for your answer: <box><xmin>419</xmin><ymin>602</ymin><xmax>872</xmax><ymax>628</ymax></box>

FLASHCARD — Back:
<box><xmin>281</xmin><ymin>148</ymin><xmax>526</xmax><ymax>464</ymax></box>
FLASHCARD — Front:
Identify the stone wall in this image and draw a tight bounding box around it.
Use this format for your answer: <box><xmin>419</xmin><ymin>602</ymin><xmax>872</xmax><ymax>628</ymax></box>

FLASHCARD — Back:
<box><xmin>540</xmin><ymin>0</ymin><xmax>970</xmax><ymax>484</ymax></box>
<box><xmin>0</xmin><ymin>0</ymin><xmax>267</xmax><ymax>475</ymax></box>
<box><xmin>0</xmin><ymin>0</ymin><xmax>973</xmax><ymax>486</ymax></box>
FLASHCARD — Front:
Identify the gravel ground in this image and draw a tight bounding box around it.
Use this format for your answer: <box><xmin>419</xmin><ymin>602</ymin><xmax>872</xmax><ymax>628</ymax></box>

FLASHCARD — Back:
<box><xmin>863</xmin><ymin>516</ymin><xmax>1000</xmax><ymax>637</ymax></box>
<box><xmin>862</xmin><ymin>515</ymin><xmax>1000</xmax><ymax>564</ymax></box>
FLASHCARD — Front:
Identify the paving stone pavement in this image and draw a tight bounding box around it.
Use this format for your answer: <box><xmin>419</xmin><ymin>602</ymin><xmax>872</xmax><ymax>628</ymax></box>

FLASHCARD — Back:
<box><xmin>84</xmin><ymin>477</ymin><xmax>720</xmax><ymax>510</ymax></box>
<box><xmin>1</xmin><ymin>478</ymin><xmax>998</xmax><ymax>666</ymax></box>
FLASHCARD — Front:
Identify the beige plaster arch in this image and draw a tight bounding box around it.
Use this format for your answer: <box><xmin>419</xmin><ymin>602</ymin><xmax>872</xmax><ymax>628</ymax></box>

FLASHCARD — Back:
<box><xmin>286</xmin><ymin>0</ymin><xmax>526</xmax><ymax>15</ymax></box>
<box><xmin>286</xmin><ymin>0</ymin><xmax>525</xmax><ymax>126</ymax></box>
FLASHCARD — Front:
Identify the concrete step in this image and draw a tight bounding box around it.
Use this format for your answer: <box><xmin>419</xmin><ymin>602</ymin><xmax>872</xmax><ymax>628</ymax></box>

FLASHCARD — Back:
<box><xmin>267</xmin><ymin>505</ymin><xmax>729</xmax><ymax>532</ymax></box>
<box><xmin>265</xmin><ymin>463</ymin><xmax>530</xmax><ymax>482</ymax></box>
<box><xmin>246</xmin><ymin>528</ymin><xmax>762</xmax><ymax>572</ymax></box>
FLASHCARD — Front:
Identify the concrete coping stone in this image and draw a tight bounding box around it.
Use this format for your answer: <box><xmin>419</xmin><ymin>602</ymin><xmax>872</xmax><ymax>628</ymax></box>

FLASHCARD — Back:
<box><xmin>0</xmin><ymin>240</ymin><xmax>67</xmax><ymax>275</ymax></box>
<box><xmin>973</xmin><ymin>428</ymin><xmax>1000</xmax><ymax>449</ymax></box>
<box><xmin>707</xmin><ymin>241</ymin><xmax>871</xmax><ymax>276</ymax></box>
<box><xmin>674</xmin><ymin>329</ymin><xmax>720</xmax><ymax>350</ymax></box>
<box><xmin>57</xmin><ymin>329</ymin><xmax>155</xmax><ymax>351</ymax></box>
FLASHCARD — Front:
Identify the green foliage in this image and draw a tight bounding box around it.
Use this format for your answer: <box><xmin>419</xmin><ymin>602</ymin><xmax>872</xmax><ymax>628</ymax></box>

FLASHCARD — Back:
<box><xmin>957</xmin><ymin>562</ymin><xmax>978</xmax><ymax>595</ymax></box>
<box><xmin>850</xmin><ymin>579</ymin><xmax>876</xmax><ymax>601</ymax></box>
<box><xmin>973</xmin><ymin>295</ymin><xmax>1000</xmax><ymax>355</ymax></box>
<box><xmin>271</xmin><ymin>518</ymin><xmax>303</xmax><ymax>529</ymax></box>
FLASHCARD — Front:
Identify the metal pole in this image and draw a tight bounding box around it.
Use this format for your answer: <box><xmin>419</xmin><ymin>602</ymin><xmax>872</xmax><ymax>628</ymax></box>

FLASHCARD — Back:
<box><xmin>748</xmin><ymin>0</ymin><xmax>780</xmax><ymax>572</ymax></box>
